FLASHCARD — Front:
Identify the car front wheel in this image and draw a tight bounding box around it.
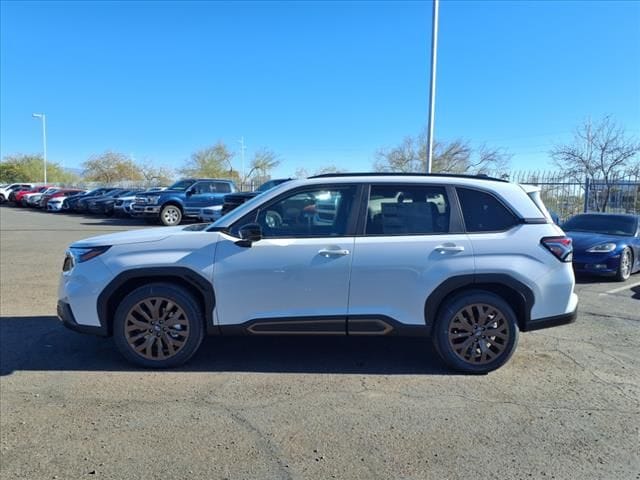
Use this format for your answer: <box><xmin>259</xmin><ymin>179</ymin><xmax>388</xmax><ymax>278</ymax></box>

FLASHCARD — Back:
<box><xmin>160</xmin><ymin>205</ymin><xmax>182</xmax><ymax>226</ymax></box>
<box><xmin>113</xmin><ymin>283</ymin><xmax>205</xmax><ymax>368</ymax></box>
<box><xmin>616</xmin><ymin>247</ymin><xmax>633</xmax><ymax>282</ymax></box>
<box><xmin>432</xmin><ymin>290</ymin><xmax>519</xmax><ymax>374</ymax></box>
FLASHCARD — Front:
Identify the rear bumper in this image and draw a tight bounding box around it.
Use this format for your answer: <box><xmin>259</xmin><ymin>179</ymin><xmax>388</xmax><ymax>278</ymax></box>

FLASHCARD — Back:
<box><xmin>57</xmin><ymin>300</ymin><xmax>108</xmax><ymax>336</ymax></box>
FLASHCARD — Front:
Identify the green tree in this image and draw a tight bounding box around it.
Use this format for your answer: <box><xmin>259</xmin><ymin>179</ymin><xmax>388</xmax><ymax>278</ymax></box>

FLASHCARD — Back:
<box><xmin>373</xmin><ymin>134</ymin><xmax>510</xmax><ymax>174</ymax></box>
<box><xmin>0</xmin><ymin>153</ymin><xmax>78</xmax><ymax>184</ymax></box>
<box><xmin>180</xmin><ymin>142</ymin><xmax>239</xmax><ymax>181</ymax></box>
<box><xmin>82</xmin><ymin>151</ymin><xmax>143</xmax><ymax>184</ymax></box>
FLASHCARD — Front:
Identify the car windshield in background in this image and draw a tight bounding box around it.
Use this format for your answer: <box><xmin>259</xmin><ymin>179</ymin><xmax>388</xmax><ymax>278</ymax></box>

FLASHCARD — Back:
<box><xmin>563</xmin><ymin>215</ymin><xmax>637</xmax><ymax>236</ymax></box>
<box><xmin>168</xmin><ymin>180</ymin><xmax>195</xmax><ymax>191</ymax></box>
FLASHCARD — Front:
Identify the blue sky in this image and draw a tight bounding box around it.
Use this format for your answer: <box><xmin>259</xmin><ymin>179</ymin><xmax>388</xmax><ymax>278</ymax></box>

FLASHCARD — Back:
<box><xmin>1</xmin><ymin>0</ymin><xmax>639</xmax><ymax>177</ymax></box>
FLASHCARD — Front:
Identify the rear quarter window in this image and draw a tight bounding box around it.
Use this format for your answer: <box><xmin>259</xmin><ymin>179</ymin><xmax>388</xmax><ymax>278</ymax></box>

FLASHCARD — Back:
<box><xmin>457</xmin><ymin>188</ymin><xmax>518</xmax><ymax>232</ymax></box>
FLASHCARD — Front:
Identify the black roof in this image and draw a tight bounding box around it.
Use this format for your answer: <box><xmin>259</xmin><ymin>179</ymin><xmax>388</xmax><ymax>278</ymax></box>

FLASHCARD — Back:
<box><xmin>308</xmin><ymin>172</ymin><xmax>509</xmax><ymax>183</ymax></box>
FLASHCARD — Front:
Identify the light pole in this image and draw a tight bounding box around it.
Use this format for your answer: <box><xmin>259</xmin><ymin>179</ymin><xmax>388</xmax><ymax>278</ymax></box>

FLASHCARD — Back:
<box><xmin>238</xmin><ymin>137</ymin><xmax>246</xmax><ymax>187</ymax></box>
<box><xmin>32</xmin><ymin>113</ymin><xmax>47</xmax><ymax>183</ymax></box>
<box><xmin>426</xmin><ymin>0</ymin><xmax>439</xmax><ymax>174</ymax></box>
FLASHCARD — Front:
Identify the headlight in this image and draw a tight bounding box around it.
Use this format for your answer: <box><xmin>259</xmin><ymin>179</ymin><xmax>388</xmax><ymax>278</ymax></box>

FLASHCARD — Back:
<box><xmin>146</xmin><ymin>195</ymin><xmax>160</xmax><ymax>205</ymax></box>
<box><xmin>586</xmin><ymin>243</ymin><xmax>617</xmax><ymax>253</ymax></box>
<box><xmin>68</xmin><ymin>246</ymin><xmax>111</xmax><ymax>266</ymax></box>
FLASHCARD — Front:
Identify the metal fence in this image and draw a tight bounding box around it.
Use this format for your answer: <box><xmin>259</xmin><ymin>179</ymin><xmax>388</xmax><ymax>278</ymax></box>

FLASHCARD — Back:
<box><xmin>509</xmin><ymin>170</ymin><xmax>639</xmax><ymax>221</ymax></box>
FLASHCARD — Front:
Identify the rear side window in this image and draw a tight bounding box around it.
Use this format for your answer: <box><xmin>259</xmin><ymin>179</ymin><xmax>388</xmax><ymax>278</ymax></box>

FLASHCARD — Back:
<box><xmin>365</xmin><ymin>184</ymin><xmax>450</xmax><ymax>235</ymax></box>
<box><xmin>457</xmin><ymin>188</ymin><xmax>518</xmax><ymax>232</ymax></box>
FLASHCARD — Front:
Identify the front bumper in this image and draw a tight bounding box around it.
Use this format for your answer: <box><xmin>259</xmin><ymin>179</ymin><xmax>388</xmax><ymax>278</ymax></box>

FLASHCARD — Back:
<box><xmin>572</xmin><ymin>253</ymin><xmax>620</xmax><ymax>276</ymax></box>
<box><xmin>57</xmin><ymin>300</ymin><xmax>108</xmax><ymax>336</ymax></box>
<box><xmin>131</xmin><ymin>205</ymin><xmax>161</xmax><ymax>216</ymax></box>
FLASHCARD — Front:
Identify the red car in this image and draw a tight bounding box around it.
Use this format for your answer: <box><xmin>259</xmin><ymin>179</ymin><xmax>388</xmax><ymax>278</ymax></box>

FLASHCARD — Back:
<box><xmin>40</xmin><ymin>189</ymin><xmax>85</xmax><ymax>208</ymax></box>
<box><xmin>14</xmin><ymin>186</ymin><xmax>53</xmax><ymax>206</ymax></box>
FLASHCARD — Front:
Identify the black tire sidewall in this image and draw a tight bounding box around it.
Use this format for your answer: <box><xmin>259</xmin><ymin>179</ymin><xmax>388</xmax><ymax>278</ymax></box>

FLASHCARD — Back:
<box><xmin>112</xmin><ymin>283</ymin><xmax>205</xmax><ymax>368</ymax></box>
<box><xmin>433</xmin><ymin>290</ymin><xmax>519</xmax><ymax>374</ymax></box>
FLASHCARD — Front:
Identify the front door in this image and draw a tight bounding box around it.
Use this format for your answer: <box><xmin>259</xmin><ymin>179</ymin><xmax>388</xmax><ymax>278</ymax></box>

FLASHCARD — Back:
<box><xmin>212</xmin><ymin>184</ymin><xmax>359</xmax><ymax>334</ymax></box>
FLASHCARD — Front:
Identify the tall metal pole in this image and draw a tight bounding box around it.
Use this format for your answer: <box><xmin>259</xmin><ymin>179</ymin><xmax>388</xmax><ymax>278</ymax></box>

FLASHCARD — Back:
<box><xmin>239</xmin><ymin>137</ymin><xmax>246</xmax><ymax>187</ymax></box>
<box><xmin>32</xmin><ymin>113</ymin><xmax>47</xmax><ymax>183</ymax></box>
<box><xmin>426</xmin><ymin>0</ymin><xmax>439</xmax><ymax>174</ymax></box>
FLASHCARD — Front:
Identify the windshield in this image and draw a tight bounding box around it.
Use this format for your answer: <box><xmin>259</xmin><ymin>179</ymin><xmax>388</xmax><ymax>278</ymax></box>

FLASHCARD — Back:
<box><xmin>563</xmin><ymin>215</ymin><xmax>637</xmax><ymax>236</ymax></box>
<box><xmin>168</xmin><ymin>179</ymin><xmax>196</xmax><ymax>191</ymax></box>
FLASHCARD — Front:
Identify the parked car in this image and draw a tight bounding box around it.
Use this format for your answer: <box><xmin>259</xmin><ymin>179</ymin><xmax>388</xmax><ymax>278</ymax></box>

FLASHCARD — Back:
<box><xmin>14</xmin><ymin>186</ymin><xmax>53</xmax><ymax>206</ymax></box>
<box><xmin>47</xmin><ymin>191</ymin><xmax>86</xmax><ymax>212</ymax></box>
<box><xmin>40</xmin><ymin>188</ymin><xmax>85</xmax><ymax>209</ymax></box>
<box><xmin>58</xmin><ymin>173</ymin><xmax>577</xmax><ymax>372</ymax></box>
<box><xmin>87</xmin><ymin>190</ymin><xmax>143</xmax><ymax>216</ymax></box>
<box><xmin>199</xmin><ymin>178</ymin><xmax>293</xmax><ymax>222</ymax></box>
<box><xmin>63</xmin><ymin>188</ymin><xmax>109</xmax><ymax>211</ymax></box>
<box><xmin>132</xmin><ymin>179</ymin><xmax>237</xmax><ymax>226</ymax></box>
<box><xmin>71</xmin><ymin>188</ymin><xmax>121</xmax><ymax>212</ymax></box>
<box><xmin>25</xmin><ymin>188</ymin><xmax>60</xmax><ymax>207</ymax></box>
<box><xmin>0</xmin><ymin>183</ymin><xmax>34</xmax><ymax>203</ymax></box>
<box><xmin>563</xmin><ymin>213</ymin><xmax>640</xmax><ymax>281</ymax></box>
<box><xmin>6</xmin><ymin>186</ymin><xmax>36</xmax><ymax>204</ymax></box>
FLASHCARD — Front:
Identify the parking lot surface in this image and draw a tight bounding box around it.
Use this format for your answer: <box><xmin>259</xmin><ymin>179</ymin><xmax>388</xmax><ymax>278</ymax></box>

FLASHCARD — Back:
<box><xmin>1</xmin><ymin>206</ymin><xmax>639</xmax><ymax>480</ymax></box>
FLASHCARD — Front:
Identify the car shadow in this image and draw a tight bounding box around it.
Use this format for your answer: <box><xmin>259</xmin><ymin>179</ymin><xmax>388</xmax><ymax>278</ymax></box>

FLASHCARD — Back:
<box><xmin>0</xmin><ymin>316</ymin><xmax>452</xmax><ymax>376</ymax></box>
<box><xmin>632</xmin><ymin>285</ymin><xmax>640</xmax><ymax>300</ymax></box>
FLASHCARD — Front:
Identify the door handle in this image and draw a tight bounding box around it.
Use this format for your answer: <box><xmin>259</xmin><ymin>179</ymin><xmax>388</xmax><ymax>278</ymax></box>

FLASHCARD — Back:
<box><xmin>318</xmin><ymin>248</ymin><xmax>350</xmax><ymax>257</ymax></box>
<box><xmin>434</xmin><ymin>245</ymin><xmax>465</xmax><ymax>253</ymax></box>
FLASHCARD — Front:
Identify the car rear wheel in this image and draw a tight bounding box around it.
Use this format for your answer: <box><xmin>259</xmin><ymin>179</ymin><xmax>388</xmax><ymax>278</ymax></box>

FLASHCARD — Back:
<box><xmin>432</xmin><ymin>290</ymin><xmax>519</xmax><ymax>374</ymax></box>
<box><xmin>160</xmin><ymin>205</ymin><xmax>182</xmax><ymax>226</ymax></box>
<box><xmin>615</xmin><ymin>247</ymin><xmax>633</xmax><ymax>282</ymax></box>
<box><xmin>113</xmin><ymin>283</ymin><xmax>204</xmax><ymax>368</ymax></box>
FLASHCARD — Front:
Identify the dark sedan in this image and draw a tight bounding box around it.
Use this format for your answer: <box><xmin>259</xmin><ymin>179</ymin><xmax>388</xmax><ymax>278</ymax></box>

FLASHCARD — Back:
<box><xmin>563</xmin><ymin>213</ymin><xmax>640</xmax><ymax>281</ymax></box>
<box><xmin>86</xmin><ymin>190</ymin><xmax>142</xmax><ymax>216</ymax></box>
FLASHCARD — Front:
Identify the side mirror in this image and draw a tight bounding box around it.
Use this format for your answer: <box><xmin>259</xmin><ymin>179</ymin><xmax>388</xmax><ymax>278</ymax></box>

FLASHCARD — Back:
<box><xmin>236</xmin><ymin>223</ymin><xmax>262</xmax><ymax>247</ymax></box>
<box><xmin>185</xmin><ymin>188</ymin><xmax>194</xmax><ymax>196</ymax></box>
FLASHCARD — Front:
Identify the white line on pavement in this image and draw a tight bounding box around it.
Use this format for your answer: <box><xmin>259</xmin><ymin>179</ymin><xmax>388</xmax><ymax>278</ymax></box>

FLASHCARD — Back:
<box><xmin>601</xmin><ymin>281</ymin><xmax>640</xmax><ymax>295</ymax></box>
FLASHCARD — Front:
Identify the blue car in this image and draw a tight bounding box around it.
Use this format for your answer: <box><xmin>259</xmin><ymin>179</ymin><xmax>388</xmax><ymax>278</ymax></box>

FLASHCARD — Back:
<box><xmin>563</xmin><ymin>213</ymin><xmax>640</xmax><ymax>281</ymax></box>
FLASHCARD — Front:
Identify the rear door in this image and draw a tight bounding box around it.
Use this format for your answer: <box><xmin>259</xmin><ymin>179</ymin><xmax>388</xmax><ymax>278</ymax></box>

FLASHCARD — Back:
<box><xmin>348</xmin><ymin>183</ymin><xmax>475</xmax><ymax>332</ymax></box>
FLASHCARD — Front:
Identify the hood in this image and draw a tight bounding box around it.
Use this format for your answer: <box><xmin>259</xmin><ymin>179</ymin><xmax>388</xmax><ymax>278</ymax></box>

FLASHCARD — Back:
<box><xmin>138</xmin><ymin>189</ymin><xmax>183</xmax><ymax>196</ymax></box>
<box><xmin>565</xmin><ymin>230</ymin><xmax>628</xmax><ymax>251</ymax></box>
<box><xmin>72</xmin><ymin>226</ymin><xmax>188</xmax><ymax>247</ymax></box>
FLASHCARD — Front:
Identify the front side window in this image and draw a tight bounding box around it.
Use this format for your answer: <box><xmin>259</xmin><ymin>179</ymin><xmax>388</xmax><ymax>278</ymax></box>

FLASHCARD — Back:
<box><xmin>234</xmin><ymin>186</ymin><xmax>357</xmax><ymax>238</ymax></box>
<box><xmin>365</xmin><ymin>184</ymin><xmax>450</xmax><ymax>235</ymax></box>
<box><xmin>457</xmin><ymin>188</ymin><xmax>518</xmax><ymax>232</ymax></box>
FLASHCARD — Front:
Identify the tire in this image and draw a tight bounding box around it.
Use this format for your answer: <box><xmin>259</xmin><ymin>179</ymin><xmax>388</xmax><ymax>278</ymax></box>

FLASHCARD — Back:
<box><xmin>159</xmin><ymin>204</ymin><xmax>182</xmax><ymax>226</ymax></box>
<box><xmin>615</xmin><ymin>247</ymin><xmax>633</xmax><ymax>282</ymax></box>
<box><xmin>0</xmin><ymin>194</ymin><xmax>5</xmax><ymax>203</ymax></box>
<box><xmin>432</xmin><ymin>290</ymin><xmax>519</xmax><ymax>374</ymax></box>
<box><xmin>112</xmin><ymin>283</ymin><xmax>205</xmax><ymax>368</ymax></box>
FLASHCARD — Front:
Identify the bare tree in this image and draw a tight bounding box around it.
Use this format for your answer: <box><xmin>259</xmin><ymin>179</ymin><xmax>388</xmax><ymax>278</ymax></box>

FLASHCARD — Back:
<box><xmin>373</xmin><ymin>134</ymin><xmax>510</xmax><ymax>175</ymax></box>
<box><xmin>551</xmin><ymin>116</ymin><xmax>640</xmax><ymax>211</ymax></box>
<box><xmin>294</xmin><ymin>164</ymin><xmax>345</xmax><ymax>178</ymax></box>
<box><xmin>243</xmin><ymin>148</ymin><xmax>281</xmax><ymax>186</ymax></box>
<box><xmin>138</xmin><ymin>161</ymin><xmax>174</xmax><ymax>187</ymax></box>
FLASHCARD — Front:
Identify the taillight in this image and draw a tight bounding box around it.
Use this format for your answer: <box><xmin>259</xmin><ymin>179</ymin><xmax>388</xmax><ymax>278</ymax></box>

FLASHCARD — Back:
<box><xmin>541</xmin><ymin>236</ymin><xmax>573</xmax><ymax>262</ymax></box>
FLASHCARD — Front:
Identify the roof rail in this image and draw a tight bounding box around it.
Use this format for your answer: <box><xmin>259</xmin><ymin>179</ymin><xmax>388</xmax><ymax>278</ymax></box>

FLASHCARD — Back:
<box><xmin>308</xmin><ymin>172</ymin><xmax>509</xmax><ymax>183</ymax></box>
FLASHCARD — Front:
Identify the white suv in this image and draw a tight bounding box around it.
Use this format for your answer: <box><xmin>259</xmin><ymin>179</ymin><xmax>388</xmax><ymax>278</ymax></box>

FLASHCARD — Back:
<box><xmin>58</xmin><ymin>174</ymin><xmax>578</xmax><ymax>373</ymax></box>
